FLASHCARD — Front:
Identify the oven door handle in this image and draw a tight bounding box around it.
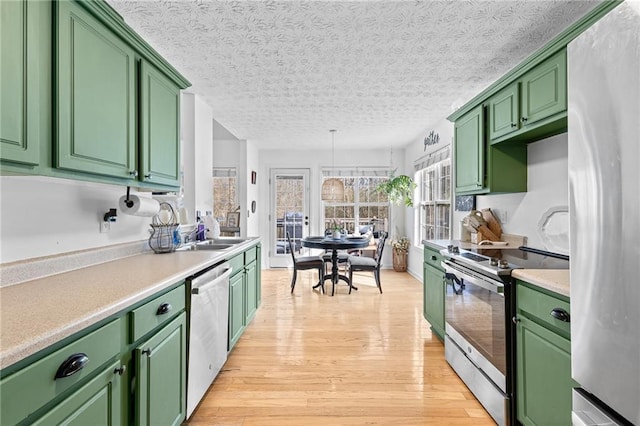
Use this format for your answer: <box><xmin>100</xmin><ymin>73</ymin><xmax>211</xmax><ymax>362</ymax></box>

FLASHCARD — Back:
<box><xmin>441</xmin><ymin>261</ymin><xmax>504</xmax><ymax>295</ymax></box>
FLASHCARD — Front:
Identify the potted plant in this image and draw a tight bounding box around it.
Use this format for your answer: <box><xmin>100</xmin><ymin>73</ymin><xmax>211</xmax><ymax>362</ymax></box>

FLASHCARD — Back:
<box><xmin>391</xmin><ymin>236</ymin><xmax>410</xmax><ymax>272</ymax></box>
<box><xmin>375</xmin><ymin>172</ymin><xmax>417</xmax><ymax>207</ymax></box>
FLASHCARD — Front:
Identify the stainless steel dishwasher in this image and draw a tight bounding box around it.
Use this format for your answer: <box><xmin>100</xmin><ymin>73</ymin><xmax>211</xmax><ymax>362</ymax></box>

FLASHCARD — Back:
<box><xmin>186</xmin><ymin>261</ymin><xmax>232</xmax><ymax>418</ymax></box>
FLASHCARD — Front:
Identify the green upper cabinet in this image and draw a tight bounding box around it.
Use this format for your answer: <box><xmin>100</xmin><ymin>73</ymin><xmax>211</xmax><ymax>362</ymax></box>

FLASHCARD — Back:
<box><xmin>488</xmin><ymin>49</ymin><xmax>567</xmax><ymax>145</ymax></box>
<box><xmin>139</xmin><ymin>61</ymin><xmax>181</xmax><ymax>187</ymax></box>
<box><xmin>0</xmin><ymin>0</ymin><xmax>42</xmax><ymax>166</ymax></box>
<box><xmin>454</xmin><ymin>105</ymin><xmax>484</xmax><ymax>194</ymax></box>
<box><xmin>488</xmin><ymin>82</ymin><xmax>519</xmax><ymax>141</ymax></box>
<box><xmin>520</xmin><ymin>49</ymin><xmax>567</xmax><ymax>127</ymax></box>
<box><xmin>55</xmin><ymin>0</ymin><xmax>137</xmax><ymax>179</ymax></box>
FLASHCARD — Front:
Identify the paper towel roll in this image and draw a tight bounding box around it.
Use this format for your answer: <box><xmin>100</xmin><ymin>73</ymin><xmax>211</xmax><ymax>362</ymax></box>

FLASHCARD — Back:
<box><xmin>119</xmin><ymin>195</ymin><xmax>160</xmax><ymax>217</ymax></box>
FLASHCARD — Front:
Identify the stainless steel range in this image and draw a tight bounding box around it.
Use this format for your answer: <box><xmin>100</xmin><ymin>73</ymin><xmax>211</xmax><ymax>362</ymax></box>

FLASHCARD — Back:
<box><xmin>440</xmin><ymin>245</ymin><xmax>569</xmax><ymax>426</ymax></box>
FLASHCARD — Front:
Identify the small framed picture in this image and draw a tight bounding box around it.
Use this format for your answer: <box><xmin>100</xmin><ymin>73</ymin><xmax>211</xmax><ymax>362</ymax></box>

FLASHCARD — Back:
<box><xmin>226</xmin><ymin>211</ymin><xmax>240</xmax><ymax>228</ymax></box>
<box><xmin>251</xmin><ymin>171</ymin><xmax>257</xmax><ymax>185</ymax></box>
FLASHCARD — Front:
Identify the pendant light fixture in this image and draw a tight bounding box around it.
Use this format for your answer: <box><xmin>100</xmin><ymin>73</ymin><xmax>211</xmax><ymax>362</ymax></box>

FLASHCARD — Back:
<box><xmin>321</xmin><ymin>129</ymin><xmax>345</xmax><ymax>202</ymax></box>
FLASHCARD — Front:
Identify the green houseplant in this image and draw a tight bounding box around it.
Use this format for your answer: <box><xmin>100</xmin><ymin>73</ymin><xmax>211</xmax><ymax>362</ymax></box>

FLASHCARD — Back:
<box><xmin>376</xmin><ymin>171</ymin><xmax>417</xmax><ymax>207</ymax></box>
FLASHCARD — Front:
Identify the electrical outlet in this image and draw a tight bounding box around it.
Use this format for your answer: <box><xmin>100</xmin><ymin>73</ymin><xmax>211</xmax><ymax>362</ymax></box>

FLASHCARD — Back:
<box><xmin>498</xmin><ymin>210</ymin><xmax>508</xmax><ymax>224</ymax></box>
<box><xmin>100</xmin><ymin>221</ymin><xmax>111</xmax><ymax>233</ymax></box>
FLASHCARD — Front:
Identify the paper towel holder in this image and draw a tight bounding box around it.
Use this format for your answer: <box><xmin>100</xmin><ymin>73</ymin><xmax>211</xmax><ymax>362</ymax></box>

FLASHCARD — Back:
<box><xmin>123</xmin><ymin>186</ymin><xmax>134</xmax><ymax>208</ymax></box>
<box><xmin>103</xmin><ymin>208</ymin><xmax>117</xmax><ymax>222</ymax></box>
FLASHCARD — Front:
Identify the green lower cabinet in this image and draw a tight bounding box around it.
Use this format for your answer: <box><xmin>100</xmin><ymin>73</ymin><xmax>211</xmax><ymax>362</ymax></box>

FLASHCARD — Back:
<box><xmin>516</xmin><ymin>282</ymin><xmax>573</xmax><ymax>426</ymax></box>
<box><xmin>423</xmin><ymin>262</ymin><xmax>445</xmax><ymax>340</ymax></box>
<box><xmin>32</xmin><ymin>360</ymin><xmax>124</xmax><ymax>426</ymax></box>
<box><xmin>135</xmin><ymin>312</ymin><xmax>186</xmax><ymax>426</ymax></box>
<box><xmin>228</xmin><ymin>271</ymin><xmax>245</xmax><ymax>351</ymax></box>
<box><xmin>516</xmin><ymin>315</ymin><xmax>573</xmax><ymax>426</ymax></box>
<box><xmin>245</xmin><ymin>260</ymin><xmax>258</xmax><ymax>323</ymax></box>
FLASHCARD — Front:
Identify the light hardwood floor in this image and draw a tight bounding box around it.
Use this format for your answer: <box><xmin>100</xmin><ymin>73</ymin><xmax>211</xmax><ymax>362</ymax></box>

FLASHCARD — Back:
<box><xmin>187</xmin><ymin>268</ymin><xmax>495</xmax><ymax>425</ymax></box>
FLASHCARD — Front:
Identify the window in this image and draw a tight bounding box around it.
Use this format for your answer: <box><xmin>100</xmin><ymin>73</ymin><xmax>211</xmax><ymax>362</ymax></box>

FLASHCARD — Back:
<box><xmin>322</xmin><ymin>169</ymin><xmax>389</xmax><ymax>234</ymax></box>
<box><xmin>415</xmin><ymin>147</ymin><xmax>451</xmax><ymax>243</ymax></box>
<box><xmin>212</xmin><ymin>168</ymin><xmax>237</xmax><ymax>226</ymax></box>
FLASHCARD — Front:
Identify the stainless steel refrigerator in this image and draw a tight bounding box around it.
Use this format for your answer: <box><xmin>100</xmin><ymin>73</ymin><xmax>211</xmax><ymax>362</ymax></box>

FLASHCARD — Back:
<box><xmin>568</xmin><ymin>2</ymin><xmax>640</xmax><ymax>424</ymax></box>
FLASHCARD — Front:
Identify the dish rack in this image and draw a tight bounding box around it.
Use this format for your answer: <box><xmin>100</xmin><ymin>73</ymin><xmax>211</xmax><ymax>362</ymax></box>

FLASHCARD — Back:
<box><xmin>149</xmin><ymin>202</ymin><xmax>180</xmax><ymax>253</ymax></box>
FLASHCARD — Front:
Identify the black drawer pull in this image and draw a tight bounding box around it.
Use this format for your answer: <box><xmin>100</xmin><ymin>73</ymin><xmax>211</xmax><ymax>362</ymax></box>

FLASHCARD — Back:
<box><xmin>55</xmin><ymin>353</ymin><xmax>89</xmax><ymax>379</ymax></box>
<box><xmin>114</xmin><ymin>365</ymin><xmax>126</xmax><ymax>376</ymax></box>
<box><xmin>431</xmin><ymin>255</ymin><xmax>437</xmax><ymax>261</ymax></box>
<box><xmin>142</xmin><ymin>348</ymin><xmax>152</xmax><ymax>356</ymax></box>
<box><xmin>550</xmin><ymin>308</ymin><xmax>570</xmax><ymax>322</ymax></box>
<box><xmin>156</xmin><ymin>303</ymin><xmax>172</xmax><ymax>315</ymax></box>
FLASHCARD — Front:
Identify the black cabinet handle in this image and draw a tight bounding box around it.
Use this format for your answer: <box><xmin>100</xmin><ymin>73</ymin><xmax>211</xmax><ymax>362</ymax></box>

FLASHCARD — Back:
<box><xmin>512</xmin><ymin>316</ymin><xmax>520</xmax><ymax>324</ymax></box>
<box><xmin>145</xmin><ymin>174</ymin><xmax>152</xmax><ymax>179</ymax></box>
<box><xmin>142</xmin><ymin>348</ymin><xmax>152</xmax><ymax>356</ymax></box>
<box><xmin>55</xmin><ymin>353</ymin><xmax>89</xmax><ymax>379</ymax></box>
<box><xmin>156</xmin><ymin>303</ymin><xmax>172</xmax><ymax>315</ymax></box>
<box><xmin>114</xmin><ymin>365</ymin><xmax>126</xmax><ymax>376</ymax></box>
<box><xmin>431</xmin><ymin>255</ymin><xmax>437</xmax><ymax>261</ymax></box>
<box><xmin>511</xmin><ymin>122</ymin><xmax>517</xmax><ymax>128</ymax></box>
<box><xmin>521</xmin><ymin>117</ymin><xmax>528</xmax><ymax>123</ymax></box>
<box><xmin>550</xmin><ymin>308</ymin><xmax>570</xmax><ymax>322</ymax></box>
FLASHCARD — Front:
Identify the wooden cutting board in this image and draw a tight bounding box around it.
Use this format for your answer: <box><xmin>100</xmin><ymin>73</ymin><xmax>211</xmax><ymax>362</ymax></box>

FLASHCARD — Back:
<box><xmin>481</xmin><ymin>208</ymin><xmax>503</xmax><ymax>239</ymax></box>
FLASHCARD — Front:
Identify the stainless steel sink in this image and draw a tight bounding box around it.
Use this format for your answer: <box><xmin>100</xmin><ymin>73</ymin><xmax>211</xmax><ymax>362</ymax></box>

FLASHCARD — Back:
<box><xmin>206</xmin><ymin>238</ymin><xmax>248</xmax><ymax>244</ymax></box>
<box><xmin>176</xmin><ymin>242</ymin><xmax>234</xmax><ymax>251</ymax></box>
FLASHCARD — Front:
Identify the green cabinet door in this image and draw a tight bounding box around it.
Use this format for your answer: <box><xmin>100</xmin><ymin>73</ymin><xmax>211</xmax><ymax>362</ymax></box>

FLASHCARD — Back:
<box><xmin>256</xmin><ymin>244</ymin><xmax>262</xmax><ymax>307</ymax></box>
<box><xmin>454</xmin><ymin>105</ymin><xmax>485</xmax><ymax>194</ymax></box>
<box><xmin>245</xmin><ymin>261</ymin><xmax>258</xmax><ymax>323</ymax></box>
<box><xmin>32</xmin><ymin>360</ymin><xmax>124</xmax><ymax>426</ymax></box>
<box><xmin>135</xmin><ymin>313</ymin><xmax>186</xmax><ymax>426</ymax></box>
<box><xmin>228</xmin><ymin>271</ymin><xmax>245</xmax><ymax>351</ymax></box>
<box><xmin>139</xmin><ymin>61</ymin><xmax>181</xmax><ymax>187</ymax></box>
<box><xmin>0</xmin><ymin>0</ymin><xmax>40</xmax><ymax>165</ymax></box>
<box><xmin>55</xmin><ymin>1</ymin><xmax>136</xmax><ymax>179</ymax></box>
<box><xmin>516</xmin><ymin>315</ymin><xmax>573</xmax><ymax>426</ymax></box>
<box><xmin>423</xmin><ymin>263</ymin><xmax>445</xmax><ymax>340</ymax></box>
<box><xmin>520</xmin><ymin>49</ymin><xmax>567</xmax><ymax>127</ymax></box>
<box><xmin>488</xmin><ymin>82</ymin><xmax>519</xmax><ymax>141</ymax></box>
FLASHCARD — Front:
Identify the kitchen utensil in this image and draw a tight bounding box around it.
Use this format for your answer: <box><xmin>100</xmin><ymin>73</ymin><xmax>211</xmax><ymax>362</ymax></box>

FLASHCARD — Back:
<box><xmin>468</xmin><ymin>214</ymin><xmax>501</xmax><ymax>241</ymax></box>
<box><xmin>149</xmin><ymin>203</ymin><xmax>180</xmax><ymax>253</ymax></box>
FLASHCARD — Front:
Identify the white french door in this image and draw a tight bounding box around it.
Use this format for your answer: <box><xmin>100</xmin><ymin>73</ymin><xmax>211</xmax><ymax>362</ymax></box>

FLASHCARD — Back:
<box><xmin>269</xmin><ymin>168</ymin><xmax>311</xmax><ymax>268</ymax></box>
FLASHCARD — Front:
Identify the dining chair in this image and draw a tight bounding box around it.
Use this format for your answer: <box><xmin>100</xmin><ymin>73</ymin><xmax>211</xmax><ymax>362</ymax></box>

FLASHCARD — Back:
<box><xmin>287</xmin><ymin>232</ymin><xmax>325</xmax><ymax>294</ymax></box>
<box><xmin>347</xmin><ymin>231</ymin><xmax>388</xmax><ymax>294</ymax></box>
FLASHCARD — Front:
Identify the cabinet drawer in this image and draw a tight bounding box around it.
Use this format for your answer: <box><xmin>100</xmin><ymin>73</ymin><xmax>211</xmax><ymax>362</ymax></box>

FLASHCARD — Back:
<box><xmin>517</xmin><ymin>281</ymin><xmax>570</xmax><ymax>337</ymax></box>
<box><xmin>130</xmin><ymin>284</ymin><xmax>185</xmax><ymax>342</ymax></box>
<box><xmin>0</xmin><ymin>318</ymin><xmax>123</xmax><ymax>425</ymax></box>
<box><xmin>228</xmin><ymin>253</ymin><xmax>245</xmax><ymax>276</ymax></box>
<box><xmin>424</xmin><ymin>246</ymin><xmax>444</xmax><ymax>270</ymax></box>
<box><xmin>244</xmin><ymin>246</ymin><xmax>257</xmax><ymax>264</ymax></box>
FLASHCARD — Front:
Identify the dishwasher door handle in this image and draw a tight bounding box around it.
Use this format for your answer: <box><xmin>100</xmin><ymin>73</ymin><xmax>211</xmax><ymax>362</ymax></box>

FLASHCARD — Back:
<box><xmin>191</xmin><ymin>267</ymin><xmax>233</xmax><ymax>295</ymax></box>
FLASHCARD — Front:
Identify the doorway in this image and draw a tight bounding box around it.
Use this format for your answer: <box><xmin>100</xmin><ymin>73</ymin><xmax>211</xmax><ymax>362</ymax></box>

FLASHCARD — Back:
<box><xmin>269</xmin><ymin>168</ymin><xmax>311</xmax><ymax>267</ymax></box>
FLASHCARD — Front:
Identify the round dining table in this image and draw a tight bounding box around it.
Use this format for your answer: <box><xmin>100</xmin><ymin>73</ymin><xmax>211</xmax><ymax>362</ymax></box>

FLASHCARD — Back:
<box><xmin>301</xmin><ymin>236</ymin><xmax>371</xmax><ymax>295</ymax></box>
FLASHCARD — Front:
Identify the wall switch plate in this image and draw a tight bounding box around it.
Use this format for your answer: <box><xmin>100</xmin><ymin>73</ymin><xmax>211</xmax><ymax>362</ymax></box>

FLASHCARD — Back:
<box><xmin>100</xmin><ymin>221</ymin><xmax>111</xmax><ymax>233</ymax></box>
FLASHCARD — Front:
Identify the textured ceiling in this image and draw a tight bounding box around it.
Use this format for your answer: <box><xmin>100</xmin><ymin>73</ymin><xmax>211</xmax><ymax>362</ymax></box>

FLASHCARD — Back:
<box><xmin>107</xmin><ymin>0</ymin><xmax>601</xmax><ymax>150</ymax></box>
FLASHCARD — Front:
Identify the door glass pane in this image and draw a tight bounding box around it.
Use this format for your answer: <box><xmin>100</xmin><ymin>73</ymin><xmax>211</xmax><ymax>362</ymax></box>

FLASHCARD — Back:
<box><xmin>275</xmin><ymin>175</ymin><xmax>304</xmax><ymax>255</ymax></box>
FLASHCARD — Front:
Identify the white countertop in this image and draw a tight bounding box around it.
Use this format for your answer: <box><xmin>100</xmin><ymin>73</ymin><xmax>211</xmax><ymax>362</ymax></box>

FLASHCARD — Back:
<box><xmin>0</xmin><ymin>239</ymin><xmax>259</xmax><ymax>370</ymax></box>
<box><xmin>512</xmin><ymin>269</ymin><xmax>570</xmax><ymax>298</ymax></box>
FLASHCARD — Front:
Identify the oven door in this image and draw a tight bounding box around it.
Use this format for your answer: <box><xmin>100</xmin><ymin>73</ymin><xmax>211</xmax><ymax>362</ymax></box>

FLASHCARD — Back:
<box><xmin>442</xmin><ymin>260</ymin><xmax>507</xmax><ymax>392</ymax></box>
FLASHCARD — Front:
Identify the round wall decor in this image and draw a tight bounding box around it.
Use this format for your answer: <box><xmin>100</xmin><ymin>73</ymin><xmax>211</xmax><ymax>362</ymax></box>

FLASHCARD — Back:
<box><xmin>251</xmin><ymin>200</ymin><xmax>256</xmax><ymax>213</ymax></box>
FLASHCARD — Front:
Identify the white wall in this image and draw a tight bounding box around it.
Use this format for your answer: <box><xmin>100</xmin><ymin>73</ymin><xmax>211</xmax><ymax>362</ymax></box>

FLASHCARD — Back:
<box><xmin>181</xmin><ymin>93</ymin><xmax>214</xmax><ymax>221</ymax></box>
<box><xmin>476</xmin><ymin>133</ymin><xmax>569</xmax><ymax>251</ymax></box>
<box><xmin>0</xmin><ymin>92</ymin><xmax>214</xmax><ymax>265</ymax></box>
<box><xmin>402</xmin><ymin>117</ymin><xmax>455</xmax><ymax>279</ymax></box>
<box><xmin>0</xmin><ymin>176</ymin><xmax>152</xmax><ymax>263</ymax></box>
